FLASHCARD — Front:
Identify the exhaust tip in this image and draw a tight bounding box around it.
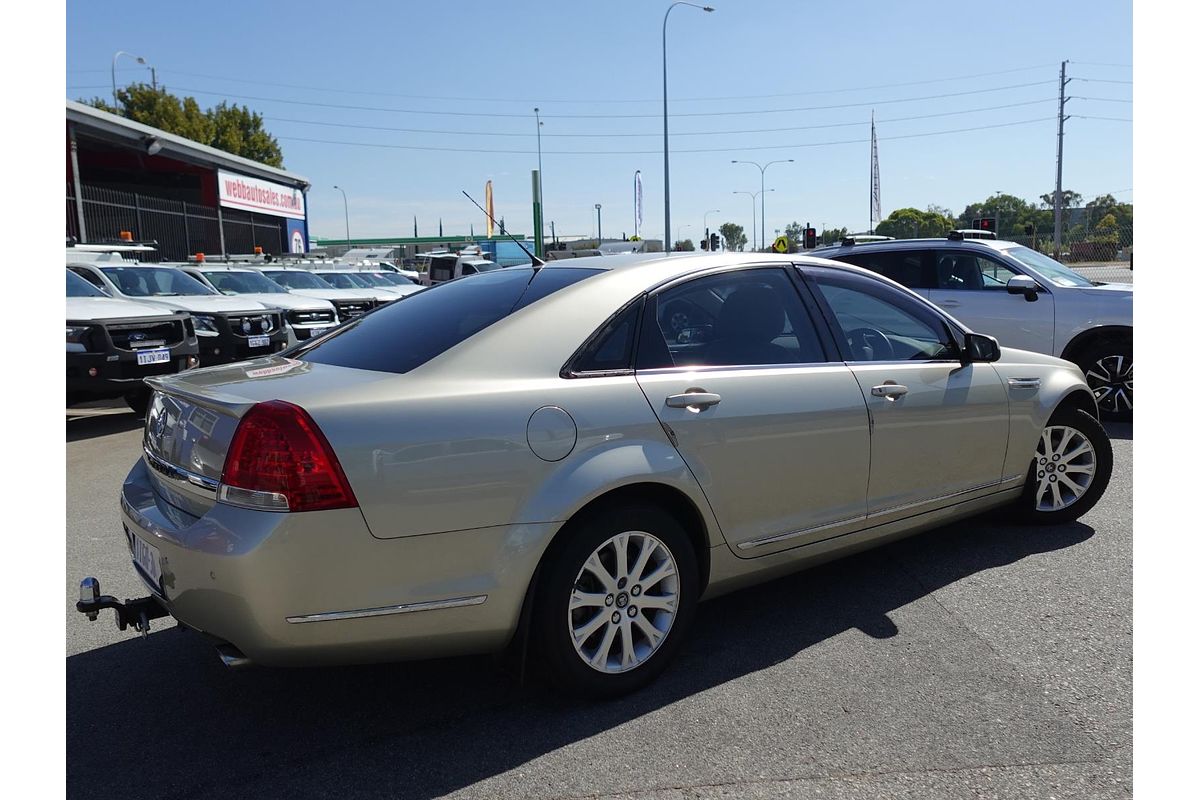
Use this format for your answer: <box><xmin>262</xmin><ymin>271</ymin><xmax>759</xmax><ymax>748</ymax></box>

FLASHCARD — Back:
<box><xmin>214</xmin><ymin>643</ymin><xmax>253</xmax><ymax>669</ymax></box>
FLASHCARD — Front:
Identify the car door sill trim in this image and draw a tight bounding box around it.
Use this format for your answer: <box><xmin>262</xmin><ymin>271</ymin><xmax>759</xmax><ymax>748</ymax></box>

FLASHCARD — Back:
<box><xmin>285</xmin><ymin>594</ymin><xmax>488</xmax><ymax>624</ymax></box>
<box><xmin>737</xmin><ymin>474</ymin><xmax>1025</xmax><ymax>552</ymax></box>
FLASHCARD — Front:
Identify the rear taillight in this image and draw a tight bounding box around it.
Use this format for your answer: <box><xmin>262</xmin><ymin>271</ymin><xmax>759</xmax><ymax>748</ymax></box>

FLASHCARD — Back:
<box><xmin>219</xmin><ymin>400</ymin><xmax>358</xmax><ymax>512</ymax></box>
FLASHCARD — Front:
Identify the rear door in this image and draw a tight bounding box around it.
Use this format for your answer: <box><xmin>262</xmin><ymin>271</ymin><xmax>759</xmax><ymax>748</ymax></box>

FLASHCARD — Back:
<box><xmin>927</xmin><ymin>249</ymin><xmax>1055</xmax><ymax>353</ymax></box>
<box><xmin>803</xmin><ymin>266</ymin><xmax>1011</xmax><ymax>521</ymax></box>
<box><xmin>633</xmin><ymin>266</ymin><xmax>872</xmax><ymax>556</ymax></box>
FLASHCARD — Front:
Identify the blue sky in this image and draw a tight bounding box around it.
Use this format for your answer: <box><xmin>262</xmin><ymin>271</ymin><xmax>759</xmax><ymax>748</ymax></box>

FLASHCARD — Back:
<box><xmin>66</xmin><ymin>0</ymin><xmax>1132</xmax><ymax>244</ymax></box>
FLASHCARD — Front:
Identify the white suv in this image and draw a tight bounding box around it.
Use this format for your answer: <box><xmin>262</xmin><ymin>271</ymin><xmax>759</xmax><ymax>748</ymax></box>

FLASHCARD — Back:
<box><xmin>814</xmin><ymin>234</ymin><xmax>1133</xmax><ymax>419</ymax></box>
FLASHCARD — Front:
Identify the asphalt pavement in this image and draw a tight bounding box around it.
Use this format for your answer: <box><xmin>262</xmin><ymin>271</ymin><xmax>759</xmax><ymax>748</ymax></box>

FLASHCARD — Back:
<box><xmin>66</xmin><ymin>403</ymin><xmax>1132</xmax><ymax>800</ymax></box>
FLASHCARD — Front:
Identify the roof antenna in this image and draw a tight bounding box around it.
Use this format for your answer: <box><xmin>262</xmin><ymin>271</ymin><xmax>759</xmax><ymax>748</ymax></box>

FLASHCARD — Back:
<box><xmin>461</xmin><ymin>190</ymin><xmax>545</xmax><ymax>270</ymax></box>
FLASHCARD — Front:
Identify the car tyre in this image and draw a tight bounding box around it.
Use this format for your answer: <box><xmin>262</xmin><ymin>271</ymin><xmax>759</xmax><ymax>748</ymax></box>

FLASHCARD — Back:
<box><xmin>1076</xmin><ymin>338</ymin><xmax>1132</xmax><ymax>421</ymax></box>
<box><xmin>532</xmin><ymin>503</ymin><xmax>698</xmax><ymax>699</ymax></box>
<box><xmin>1013</xmin><ymin>405</ymin><xmax>1113</xmax><ymax>525</ymax></box>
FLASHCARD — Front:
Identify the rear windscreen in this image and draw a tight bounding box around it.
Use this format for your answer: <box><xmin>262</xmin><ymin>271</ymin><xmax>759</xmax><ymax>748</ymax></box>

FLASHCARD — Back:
<box><xmin>297</xmin><ymin>267</ymin><xmax>602</xmax><ymax>374</ymax></box>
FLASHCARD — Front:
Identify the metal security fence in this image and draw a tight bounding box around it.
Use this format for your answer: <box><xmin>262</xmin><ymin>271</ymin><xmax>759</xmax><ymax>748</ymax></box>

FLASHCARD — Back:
<box><xmin>66</xmin><ymin>183</ymin><xmax>284</xmax><ymax>261</ymax></box>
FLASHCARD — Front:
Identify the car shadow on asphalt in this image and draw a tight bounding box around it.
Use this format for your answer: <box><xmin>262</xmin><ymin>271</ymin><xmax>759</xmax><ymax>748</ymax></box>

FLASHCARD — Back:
<box><xmin>66</xmin><ymin>518</ymin><xmax>1094</xmax><ymax>800</ymax></box>
<box><xmin>66</xmin><ymin>409</ymin><xmax>143</xmax><ymax>443</ymax></box>
<box><xmin>1103</xmin><ymin>421</ymin><xmax>1132</xmax><ymax>441</ymax></box>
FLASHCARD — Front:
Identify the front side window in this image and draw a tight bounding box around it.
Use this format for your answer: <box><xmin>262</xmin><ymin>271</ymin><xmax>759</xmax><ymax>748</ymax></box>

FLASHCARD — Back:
<box><xmin>1002</xmin><ymin>245</ymin><xmax>1092</xmax><ymax>287</ymax></box>
<box><xmin>99</xmin><ymin>267</ymin><xmax>215</xmax><ymax>297</ymax></box>
<box><xmin>808</xmin><ymin>268</ymin><xmax>958</xmax><ymax>362</ymax></box>
<box><xmin>637</xmin><ymin>268</ymin><xmax>825</xmax><ymax>369</ymax></box>
<box><xmin>934</xmin><ymin>251</ymin><xmax>1020</xmax><ymax>290</ymax></box>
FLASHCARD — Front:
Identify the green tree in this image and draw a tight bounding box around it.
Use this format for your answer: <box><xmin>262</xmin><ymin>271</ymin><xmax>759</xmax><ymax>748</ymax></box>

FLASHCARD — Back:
<box><xmin>1040</xmin><ymin>189</ymin><xmax>1082</xmax><ymax>208</ymax></box>
<box><xmin>673</xmin><ymin>238</ymin><xmax>695</xmax><ymax>251</ymax></box>
<box><xmin>876</xmin><ymin>207</ymin><xmax>955</xmax><ymax>239</ymax></box>
<box><xmin>957</xmin><ymin>193</ymin><xmax>1052</xmax><ymax>240</ymax></box>
<box><xmin>719</xmin><ymin>222</ymin><xmax>747</xmax><ymax>252</ymax></box>
<box><xmin>820</xmin><ymin>227</ymin><xmax>849</xmax><ymax>245</ymax></box>
<box><xmin>85</xmin><ymin>84</ymin><xmax>284</xmax><ymax>167</ymax></box>
<box><xmin>784</xmin><ymin>221</ymin><xmax>805</xmax><ymax>242</ymax></box>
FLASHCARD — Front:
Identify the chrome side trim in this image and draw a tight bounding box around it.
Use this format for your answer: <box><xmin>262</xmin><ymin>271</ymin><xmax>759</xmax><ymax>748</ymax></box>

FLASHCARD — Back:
<box><xmin>285</xmin><ymin>594</ymin><xmax>488</xmax><ymax>624</ymax></box>
<box><xmin>1008</xmin><ymin>377</ymin><xmax>1042</xmax><ymax>389</ymax></box>
<box><xmin>868</xmin><ymin>476</ymin><xmax>1019</xmax><ymax>519</ymax></box>
<box><xmin>143</xmin><ymin>448</ymin><xmax>219</xmax><ymax>494</ymax></box>
<box><xmin>737</xmin><ymin>515</ymin><xmax>868</xmax><ymax>551</ymax></box>
<box><xmin>737</xmin><ymin>473</ymin><xmax>1026</xmax><ymax>552</ymax></box>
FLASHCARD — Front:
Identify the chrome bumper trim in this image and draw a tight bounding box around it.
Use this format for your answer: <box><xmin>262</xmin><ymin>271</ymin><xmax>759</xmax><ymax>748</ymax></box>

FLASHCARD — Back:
<box><xmin>143</xmin><ymin>448</ymin><xmax>219</xmax><ymax>494</ymax></box>
<box><xmin>285</xmin><ymin>594</ymin><xmax>488</xmax><ymax>624</ymax></box>
<box><xmin>738</xmin><ymin>515</ymin><xmax>867</xmax><ymax>551</ymax></box>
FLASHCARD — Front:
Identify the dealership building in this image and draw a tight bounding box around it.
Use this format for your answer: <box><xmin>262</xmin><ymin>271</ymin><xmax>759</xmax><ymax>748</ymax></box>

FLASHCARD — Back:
<box><xmin>66</xmin><ymin>100</ymin><xmax>310</xmax><ymax>260</ymax></box>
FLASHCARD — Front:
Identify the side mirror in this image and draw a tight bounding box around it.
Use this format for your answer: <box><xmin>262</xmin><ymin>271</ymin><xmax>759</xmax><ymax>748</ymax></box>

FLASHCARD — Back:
<box><xmin>963</xmin><ymin>333</ymin><xmax>1001</xmax><ymax>363</ymax></box>
<box><xmin>1006</xmin><ymin>275</ymin><xmax>1040</xmax><ymax>302</ymax></box>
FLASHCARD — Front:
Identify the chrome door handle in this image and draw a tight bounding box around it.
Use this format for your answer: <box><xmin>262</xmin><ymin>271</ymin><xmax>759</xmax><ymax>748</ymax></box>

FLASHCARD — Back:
<box><xmin>871</xmin><ymin>384</ymin><xmax>909</xmax><ymax>400</ymax></box>
<box><xmin>666</xmin><ymin>391</ymin><xmax>722</xmax><ymax>410</ymax></box>
<box><xmin>1007</xmin><ymin>377</ymin><xmax>1041</xmax><ymax>389</ymax></box>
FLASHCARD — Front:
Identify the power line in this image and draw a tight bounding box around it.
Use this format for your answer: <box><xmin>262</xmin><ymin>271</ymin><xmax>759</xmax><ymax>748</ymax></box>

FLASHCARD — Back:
<box><xmin>79</xmin><ymin>80</ymin><xmax>1058</xmax><ymax>120</ymax></box>
<box><xmin>1073</xmin><ymin>96</ymin><xmax>1134</xmax><ymax>103</ymax></box>
<box><xmin>1074</xmin><ymin>77</ymin><xmax>1133</xmax><ymax>84</ymax></box>
<box><xmin>263</xmin><ymin>99</ymin><xmax>1056</xmax><ymax>140</ymax></box>
<box><xmin>1073</xmin><ymin>115</ymin><xmax>1133</xmax><ymax>122</ymax></box>
<box><xmin>276</xmin><ymin>117</ymin><xmax>1055</xmax><ymax>156</ymax></box>
<box><xmin>1071</xmin><ymin>61</ymin><xmax>1132</xmax><ymax>68</ymax></box>
<box><xmin>70</xmin><ymin>62</ymin><xmax>1059</xmax><ymax>105</ymax></box>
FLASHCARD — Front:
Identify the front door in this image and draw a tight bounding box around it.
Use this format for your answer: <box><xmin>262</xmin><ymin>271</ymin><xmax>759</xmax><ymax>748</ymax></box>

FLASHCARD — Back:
<box><xmin>633</xmin><ymin>267</ymin><xmax>872</xmax><ymax>555</ymax></box>
<box><xmin>927</xmin><ymin>250</ymin><xmax>1055</xmax><ymax>354</ymax></box>
<box><xmin>805</xmin><ymin>266</ymin><xmax>1011</xmax><ymax>520</ymax></box>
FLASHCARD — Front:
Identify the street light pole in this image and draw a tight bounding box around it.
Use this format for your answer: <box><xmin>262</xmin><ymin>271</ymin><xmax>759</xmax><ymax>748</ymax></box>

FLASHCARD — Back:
<box><xmin>111</xmin><ymin>51</ymin><xmax>153</xmax><ymax>109</ymax></box>
<box><xmin>333</xmin><ymin>185</ymin><xmax>350</xmax><ymax>248</ymax></box>
<box><xmin>663</xmin><ymin>2</ymin><xmax>715</xmax><ymax>256</ymax></box>
<box><xmin>732</xmin><ymin>158</ymin><xmax>793</xmax><ymax>251</ymax></box>
<box><xmin>534</xmin><ymin>107</ymin><xmax>544</xmax><ymax>251</ymax></box>
<box><xmin>595</xmin><ymin>204</ymin><xmax>602</xmax><ymax>244</ymax></box>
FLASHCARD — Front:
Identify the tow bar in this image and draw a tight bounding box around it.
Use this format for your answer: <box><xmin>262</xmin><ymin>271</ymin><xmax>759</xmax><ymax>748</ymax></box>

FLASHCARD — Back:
<box><xmin>76</xmin><ymin>576</ymin><xmax>171</xmax><ymax>637</ymax></box>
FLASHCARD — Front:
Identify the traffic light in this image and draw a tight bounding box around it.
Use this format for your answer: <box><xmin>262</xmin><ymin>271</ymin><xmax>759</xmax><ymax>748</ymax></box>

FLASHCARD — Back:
<box><xmin>973</xmin><ymin>217</ymin><xmax>997</xmax><ymax>231</ymax></box>
<box><xmin>804</xmin><ymin>227</ymin><xmax>817</xmax><ymax>249</ymax></box>
<box><xmin>709</xmin><ymin>232</ymin><xmax>720</xmax><ymax>252</ymax></box>
<box><xmin>699</xmin><ymin>237</ymin><xmax>708</xmax><ymax>250</ymax></box>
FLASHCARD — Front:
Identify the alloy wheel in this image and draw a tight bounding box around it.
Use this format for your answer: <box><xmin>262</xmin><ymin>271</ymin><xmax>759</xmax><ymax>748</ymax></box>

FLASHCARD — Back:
<box><xmin>1033</xmin><ymin>425</ymin><xmax>1097</xmax><ymax>512</ymax></box>
<box><xmin>568</xmin><ymin>531</ymin><xmax>680</xmax><ymax>674</ymax></box>
<box><xmin>1085</xmin><ymin>354</ymin><xmax>1132</xmax><ymax>415</ymax></box>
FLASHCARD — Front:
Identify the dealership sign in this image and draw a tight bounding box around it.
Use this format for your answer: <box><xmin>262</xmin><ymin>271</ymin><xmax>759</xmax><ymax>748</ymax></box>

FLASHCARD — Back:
<box><xmin>217</xmin><ymin>170</ymin><xmax>306</xmax><ymax>220</ymax></box>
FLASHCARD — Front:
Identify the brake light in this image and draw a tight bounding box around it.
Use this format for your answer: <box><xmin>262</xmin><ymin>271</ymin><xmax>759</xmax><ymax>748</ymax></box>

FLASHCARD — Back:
<box><xmin>219</xmin><ymin>400</ymin><xmax>357</xmax><ymax>512</ymax></box>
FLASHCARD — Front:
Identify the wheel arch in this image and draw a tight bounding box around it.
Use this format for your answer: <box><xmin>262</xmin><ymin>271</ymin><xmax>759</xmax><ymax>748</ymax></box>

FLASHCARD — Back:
<box><xmin>1053</xmin><ymin>387</ymin><xmax>1100</xmax><ymax>421</ymax></box>
<box><xmin>1060</xmin><ymin>325</ymin><xmax>1132</xmax><ymax>366</ymax></box>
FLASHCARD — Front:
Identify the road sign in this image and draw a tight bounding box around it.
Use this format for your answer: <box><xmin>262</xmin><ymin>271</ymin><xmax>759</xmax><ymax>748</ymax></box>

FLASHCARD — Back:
<box><xmin>772</xmin><ymin>235</ymin><xmax>790</xmax><ymax>253</ymax></box>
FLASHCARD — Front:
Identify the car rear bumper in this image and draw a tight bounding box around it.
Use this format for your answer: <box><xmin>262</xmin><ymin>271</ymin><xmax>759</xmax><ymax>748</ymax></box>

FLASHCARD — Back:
<box><xmin>118</xmin><ymin>457</ymin><xmax>554</xmax><ymax>666</ymax></box>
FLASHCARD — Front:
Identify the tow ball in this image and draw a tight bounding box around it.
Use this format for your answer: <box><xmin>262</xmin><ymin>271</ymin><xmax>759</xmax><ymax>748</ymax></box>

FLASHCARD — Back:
<box><xmin>76</xmin><ymin>577</ymin><xmax>170</xmax><ymax>637</ymax></box>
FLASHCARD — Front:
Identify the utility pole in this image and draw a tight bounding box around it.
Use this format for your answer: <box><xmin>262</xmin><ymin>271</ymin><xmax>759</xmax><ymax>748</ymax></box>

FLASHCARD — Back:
<box><xmin>1053</xmin><ymin>60</ymin><xmax>1071</xmax><ymax>258</ymax></box>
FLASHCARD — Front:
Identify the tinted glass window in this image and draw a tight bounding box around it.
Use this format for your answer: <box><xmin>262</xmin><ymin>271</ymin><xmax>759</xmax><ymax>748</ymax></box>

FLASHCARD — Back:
<box><xmin>67</xmin><ymin>269</ymin><xmax>107</xmax><ymax>297</ymax></box>
<box><xmin>809</xmin><ymin>269</ymin><xmax>958</xmax><ymax>361</ymax></box>
<box><xmin>569</xmin><ymin>297</ymin><xmax>643</xmax><ymax>374</ymax></box>
<box><xmin>203</xmin><ymin>270</ymin><xmax>288</xmax><ymax>294</ymax></box>
<box><xmin>263</xmin><ymin>270</ymin><xmax>335</xmax><ymax>290</ymax></box>
<box><xmin>637</xmin><ymin>268</ymin><xmax>825</xmax><ymax>369</ymax></box>
<box><xmin>1003</xmin><ymin>245</ymin><xmax>1092</xmax><ymax>287</ymax></box>
<box><xmin>317</xmin><ymin>272</ymin><xmax>369</xmax><ymax>289</ymax></box>
<box><xmin>838</xmin><ymin>250</ymin><xmax>930</xmax><ymax>288</ymax></box>
<box><xmin>933</xmin><ymin>252</ymin><xmax>1019</xmax><ymax>290</ymax></box>
<box><xmin>69</xmin><ymin>267</ymin><xmax>107</xmax><ymax>290</ymax></box>
<box><xmin>100</xmin><ymin>267</ymin><xmax>215</xmax><ymax>297</ymax></box>
<box><xmin>298</xmin><ymin>267</ymin><xmax>601</xmax><ymax>374</ymax></box>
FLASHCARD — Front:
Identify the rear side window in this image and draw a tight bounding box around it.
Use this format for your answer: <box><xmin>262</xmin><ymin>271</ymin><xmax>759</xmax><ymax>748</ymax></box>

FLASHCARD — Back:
<box><xmin>836</xmin><ymin>250</ymin><xmax>931</xmax><ymax>288</ymax></box>
<box><xmin>565</xmin><ymin>297</ymin><xmax>644</xmax><ymax>375</ymax></box>
<box><xmin>298</xmin><ymin>267</ymin><xmax>601</xmax><ymax>374</ymax></box>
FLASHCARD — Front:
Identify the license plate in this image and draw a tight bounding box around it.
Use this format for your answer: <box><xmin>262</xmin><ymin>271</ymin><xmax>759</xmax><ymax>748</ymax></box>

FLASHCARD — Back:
<box><xmin>248</xmin><ymin>335</ymin><xmax>270</xmax><ymax>348</ymax></box>
<box><xmin>131</xmin><ymin>535</ymin><xmax>163</xmax><ymax>590</ymax></box>
<box><xmin>136</xmin><ymin>348</ymin><xmax>171</xmax><ymax>366</ymax></box>
<box><xmin>308</xmin><ymin>327</ymin><xmax>328</xmax><ymax>338</ymax></box>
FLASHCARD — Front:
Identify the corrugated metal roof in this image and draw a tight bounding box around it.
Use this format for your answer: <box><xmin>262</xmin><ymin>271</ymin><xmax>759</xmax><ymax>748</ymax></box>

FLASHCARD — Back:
<box><xmin>66</xmin><ymin>99</ymin><xmax>309</xmax><ymax>187</ymax></box>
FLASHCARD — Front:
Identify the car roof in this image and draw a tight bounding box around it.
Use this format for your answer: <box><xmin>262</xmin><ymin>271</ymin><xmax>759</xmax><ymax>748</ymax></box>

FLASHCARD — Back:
<box><xmin>812</xmin><ymin>237</ymin><xmax>1016</xmax><ymax>257</ymax></box>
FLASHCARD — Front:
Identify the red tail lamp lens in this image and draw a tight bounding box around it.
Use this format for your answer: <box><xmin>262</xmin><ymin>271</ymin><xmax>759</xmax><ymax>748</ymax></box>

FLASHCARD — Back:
<box><xmin>221</xmin><ymin>400</ymin><xmax>357</xmax><ymax>512</ymax></box>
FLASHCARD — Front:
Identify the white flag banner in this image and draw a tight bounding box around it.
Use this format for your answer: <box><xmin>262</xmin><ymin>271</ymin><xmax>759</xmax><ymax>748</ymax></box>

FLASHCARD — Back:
<box><xmin>634</xmin><ymin>170</ymin><xmax>643</xmax><ymax>236</ymax></box>
<box><xmin>870</xmin><ymin>112</ymin><xmax>882</xmax><ymax>232</ymax></box>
